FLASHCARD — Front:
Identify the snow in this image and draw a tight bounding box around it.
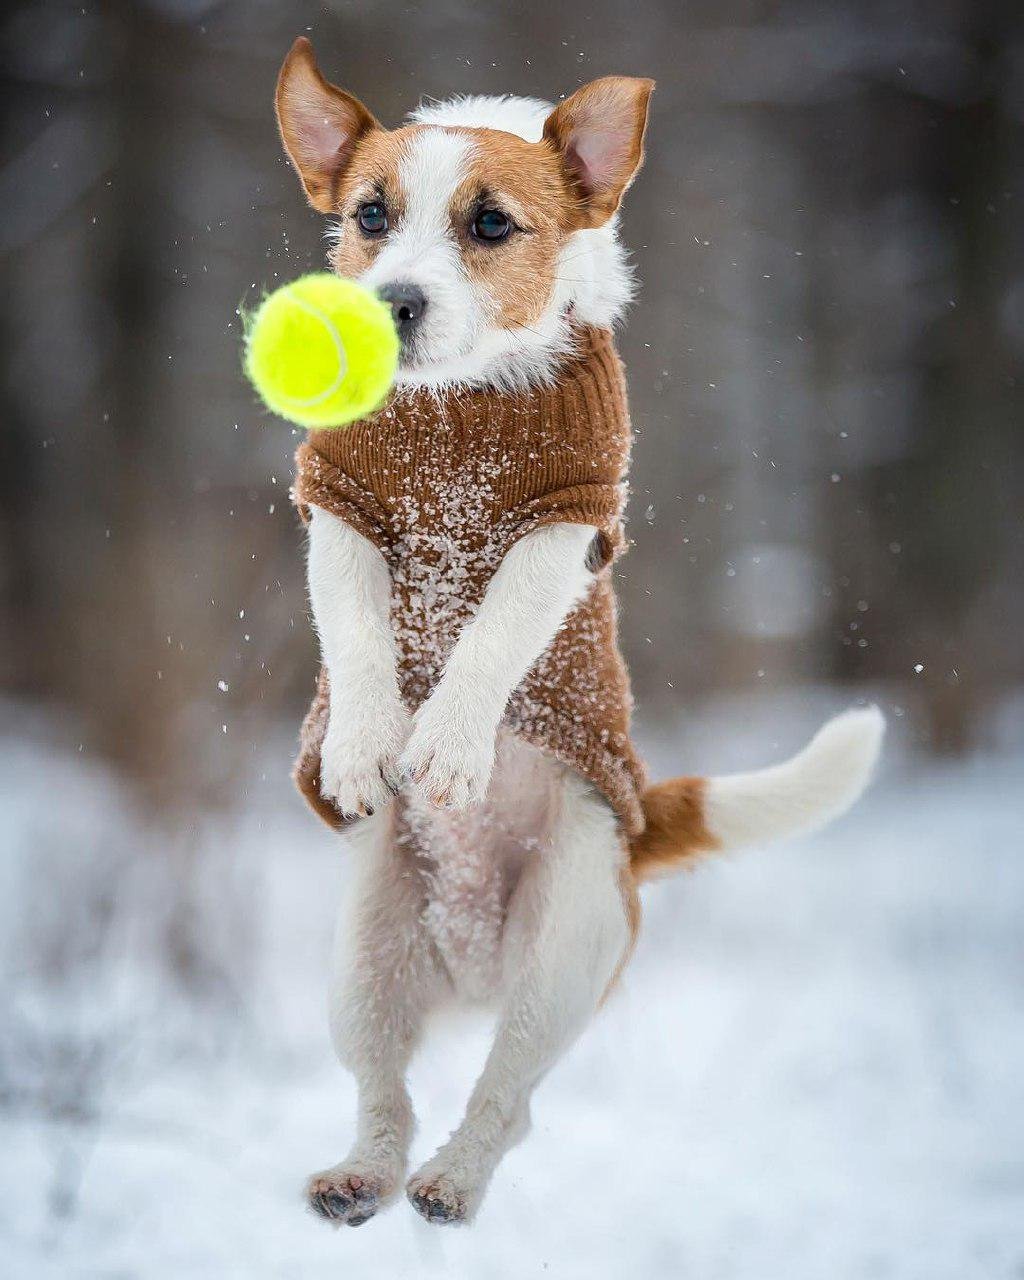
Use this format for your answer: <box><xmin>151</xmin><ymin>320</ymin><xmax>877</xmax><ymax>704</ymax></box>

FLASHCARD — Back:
<box><xmin>2</xmin><ymin>696</ymin><xmax>1023</xmax><ymax>1278</ymax></box>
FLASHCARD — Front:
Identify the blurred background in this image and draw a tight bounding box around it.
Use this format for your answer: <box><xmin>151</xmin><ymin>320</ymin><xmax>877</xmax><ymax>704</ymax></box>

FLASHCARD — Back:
<box><xmin>2</xmin><ymin>2</ymin><xmax>1022</xmax><ymax>1276</ymax></box>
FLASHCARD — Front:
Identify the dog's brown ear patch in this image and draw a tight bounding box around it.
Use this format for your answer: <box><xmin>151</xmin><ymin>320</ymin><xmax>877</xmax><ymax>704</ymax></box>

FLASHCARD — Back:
<box><xmin>543</xmin><ymin>76</ymin><xmax>654</xmax><ymax>227</ymax></box>
<box><xmin>275</xmin><ymin>37</ymin><xmax>380</xmax><ymax>213</ymax></box>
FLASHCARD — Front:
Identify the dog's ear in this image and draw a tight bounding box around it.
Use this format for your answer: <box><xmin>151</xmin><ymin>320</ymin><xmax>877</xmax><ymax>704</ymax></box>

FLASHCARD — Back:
<box><xmin>543</xmin><ymin>76</ymin><xmax>654</xmax><ymax>227</ymax></box>
<box><xmin>275</xmin><ymin>37</ymin><xmax>380</xmax><ymax>213</ymax></box>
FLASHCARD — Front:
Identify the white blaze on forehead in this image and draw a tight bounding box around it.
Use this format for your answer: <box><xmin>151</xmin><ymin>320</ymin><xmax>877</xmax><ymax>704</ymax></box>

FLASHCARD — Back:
<box><xmin>358</xmin><ymin>126</ymin><xmax>476</xmax><ymax>295</ymax></box>
<box><xmin>359</xmin><ymin>126</ymin><xmax>482</xmax><ymax>379</ymax></box>
<box><xmin>399</xmin><ymin>127</ymin><xmax>475</xmax><ymax>247</ymax></box>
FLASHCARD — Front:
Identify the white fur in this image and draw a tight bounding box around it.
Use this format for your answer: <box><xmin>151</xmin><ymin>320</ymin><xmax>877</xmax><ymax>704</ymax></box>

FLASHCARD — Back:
<box><xmin>306</xmin><ymin>508</ymin><xmax>409</xmax><ymax>817</ymax></box>
<box><xmin>308</xmin><ymin>760</ymin><xmax>628</xmax><ymax>1224</ymax></box>
<box><xmin>704</xmin><ymin>706</ymin><xmax>886</xmax><ymax>851</ymax></box>
<box><xmin>411</xmin><ymin>93</ymin><xmax>551</xmax><ymax>141</ymax></box>
<box><xmin>327</xmin><ymin>94</ymin><xmax>634</xmax><ymax>393</ymax></box>
<box><xmin>405</xmin><ymin>770</ymin><xmax>628</xmax><ymax>1221</ymax></box>
<box><xmin>306</xmin><ymin>807</ymin><xmax>448</xmax><ymax>1222</ymax></box>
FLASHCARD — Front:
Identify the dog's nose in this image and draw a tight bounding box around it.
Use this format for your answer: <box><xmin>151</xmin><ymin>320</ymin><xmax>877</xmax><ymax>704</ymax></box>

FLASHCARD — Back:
<box><xmin>378</xmin><ymin>283</ymin><xmax>427</xmax><ymax>339</ymax></box>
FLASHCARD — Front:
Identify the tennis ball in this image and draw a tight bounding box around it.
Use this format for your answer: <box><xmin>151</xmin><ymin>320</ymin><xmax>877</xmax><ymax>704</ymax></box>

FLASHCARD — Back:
<box><xmin>243</xmin><ymin>274</ymin><xmax>399</xmax><ymax>429</ymax></box>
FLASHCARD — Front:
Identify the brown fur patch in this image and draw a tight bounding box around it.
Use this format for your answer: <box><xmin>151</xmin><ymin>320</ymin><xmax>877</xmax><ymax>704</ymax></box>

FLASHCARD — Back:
<box><xmin>327</xmin><ymin>126</ymin><xmax>419</xmax><ymax>276</ymax></box>
<box><xmin>599</xmin><ymin>854</ymin><xmax>642</xmax><ymax>1005</ymax></box>
<box><xmin>604</xmin><ymin>776</ymin><xmax>718</xmax><ymax>1002</ymax></box>
<box><xmin>629</xmin><ymin>776</ymin><xmax>721</xmax><ymax>881</ymax></box>
<box><xmin>452</xmin><ymin>129</ymin><xmax>578</xmax><ymax>328</ymax></box>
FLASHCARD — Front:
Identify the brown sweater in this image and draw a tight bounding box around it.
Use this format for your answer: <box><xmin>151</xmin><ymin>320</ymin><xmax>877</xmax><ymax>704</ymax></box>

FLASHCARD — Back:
<box><xmin>291</xmin><ymin>326</ymin><xmax>648</xmax><ymax>836</ymax></box>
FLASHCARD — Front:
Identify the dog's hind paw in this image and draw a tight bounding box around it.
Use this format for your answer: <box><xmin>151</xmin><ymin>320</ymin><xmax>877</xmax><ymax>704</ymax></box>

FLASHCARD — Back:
<box><xmin>406</xmin><ymin>1169</ymin><xmax>471</xmax><ymax>1225</ymax></box>
<box><xmin>306</xmin><ymin>1167</ymin><xmax>391</xmax><ymax>1227</ymax></box>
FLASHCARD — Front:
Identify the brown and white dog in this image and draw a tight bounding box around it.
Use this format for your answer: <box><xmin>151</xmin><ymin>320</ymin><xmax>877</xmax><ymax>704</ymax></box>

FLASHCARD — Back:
<box><xmin>274</xmin><ymin>37</ymin><xmax>884</xmax><ymax>1228</ymax></box>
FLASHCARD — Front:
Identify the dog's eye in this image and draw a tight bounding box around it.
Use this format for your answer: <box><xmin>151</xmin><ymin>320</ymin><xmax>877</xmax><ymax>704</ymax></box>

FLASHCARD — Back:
<box><xmin>357</xmin><ymin>202</ymin><xmax>388</xmax><ymax>236</ymax></box>
<box><xmin>472</xmin><ymin>208</ymin><xmax>511</xmax><ymax>242</ymax></box>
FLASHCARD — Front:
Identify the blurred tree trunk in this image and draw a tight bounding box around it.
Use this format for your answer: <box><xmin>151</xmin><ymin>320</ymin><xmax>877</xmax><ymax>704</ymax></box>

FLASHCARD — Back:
<box><xmin>76</xmin><ymin>2</ymin><xmax>184</xmax><ymax>787</ymax></box>
<box><xmin>817</xmin><ymin>9</ymin><xmax>1023</xmax><ymax>752</ymax></box>
<box><xmin>887</xmin><ymin>27</ymin><xmax>1020</xmax><ymax>752</ymax></box>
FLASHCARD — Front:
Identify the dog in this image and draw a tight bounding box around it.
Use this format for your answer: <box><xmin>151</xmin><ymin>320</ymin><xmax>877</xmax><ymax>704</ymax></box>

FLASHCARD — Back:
<box><xmin>273</xmin><ymin>36</ymin><xmax>884</xmax><ymax>1228</ymax></box>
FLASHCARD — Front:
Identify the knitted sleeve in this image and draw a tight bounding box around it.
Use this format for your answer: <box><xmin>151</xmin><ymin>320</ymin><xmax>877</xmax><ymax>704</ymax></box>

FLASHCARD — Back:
<box><xmin>508</xmin><ymin>482</ymin><xmax>628</xmax><ymax>570</ymax></box>
<box><xmin>291</xmin><ymin>441</ymin><xmax>390</xmax><ymax>554</ymax></box>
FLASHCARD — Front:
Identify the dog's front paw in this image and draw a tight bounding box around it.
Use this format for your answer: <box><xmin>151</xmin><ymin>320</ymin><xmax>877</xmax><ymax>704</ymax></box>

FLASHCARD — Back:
<box><xmin>398</xmin><ymin>699</ymin><xmax>495</xmax><ymax>811</ymax></box>
<box><xmin>320</xmin><ymin>711</ymin><xmax>408</xmax><ymax>819</ymax></box>
<box><xmin>406</xmin><ymin>1166</ymin><xmax>471</xmax><ymax>1226</ymax></box>
<box><xmin>307</xmin><ymin>1165</ymin><xmax>396</xmax><ymax>1228</ymax></box>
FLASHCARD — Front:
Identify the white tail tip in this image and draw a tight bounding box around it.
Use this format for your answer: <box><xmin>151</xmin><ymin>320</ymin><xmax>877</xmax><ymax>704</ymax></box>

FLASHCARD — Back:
<box><xmin>704</xmin><ymin>706</ymin><xmax>885</xmax><ymax>851</ymax></box>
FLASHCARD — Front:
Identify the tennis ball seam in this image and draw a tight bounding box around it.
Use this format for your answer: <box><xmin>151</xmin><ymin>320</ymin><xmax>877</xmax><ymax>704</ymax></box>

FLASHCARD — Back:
<box><xmin>271</xmin><ymin>289</ymin><xmax>349</xmax><ymax>409</ymax></box>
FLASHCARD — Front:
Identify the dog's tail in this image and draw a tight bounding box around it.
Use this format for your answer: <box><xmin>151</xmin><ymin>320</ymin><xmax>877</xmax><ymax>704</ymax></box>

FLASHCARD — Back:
<box><xmin>629</xmin><ymin>707</ymin><xmax>885</xmax><ymax>881</ymax></box>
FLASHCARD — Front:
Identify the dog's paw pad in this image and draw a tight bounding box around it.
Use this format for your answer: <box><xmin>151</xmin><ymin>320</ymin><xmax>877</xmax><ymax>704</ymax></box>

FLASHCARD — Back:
<box><xmin>307</xmin><ymin>1170</ymin><xmax>384</xmax><ymax>1227</ymax></box>
<box><xmin>406</xmin><ymin>1175</ymin><xmax>468</xmax><ymax>1225</ymax></box>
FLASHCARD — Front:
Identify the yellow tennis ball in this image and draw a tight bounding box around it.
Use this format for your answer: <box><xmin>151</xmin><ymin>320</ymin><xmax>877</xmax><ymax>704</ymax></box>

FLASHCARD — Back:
<box><xmin>243</xmin><ymin>274</ymin><xmax>399</xmax><ymax>429</ymax></box>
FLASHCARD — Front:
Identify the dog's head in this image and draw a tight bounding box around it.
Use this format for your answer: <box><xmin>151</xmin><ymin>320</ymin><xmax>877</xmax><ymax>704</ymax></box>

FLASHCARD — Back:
<box><xmin>275</xmin><ymin>38</ymin><xmax>653</xmax><ymax>391</ymax></box>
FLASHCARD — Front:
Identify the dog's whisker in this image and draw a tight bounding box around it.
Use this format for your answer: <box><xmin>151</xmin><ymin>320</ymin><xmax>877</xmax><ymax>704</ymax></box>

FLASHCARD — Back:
<box><xmin>507</xmin><ymin>322</ymin><xmax>550</xmax><ymax>341</ymax></box>
<box><xmin>556</xmin><ymin>248</ymin><xmax>598</xmax><ymax>266</ymax></box>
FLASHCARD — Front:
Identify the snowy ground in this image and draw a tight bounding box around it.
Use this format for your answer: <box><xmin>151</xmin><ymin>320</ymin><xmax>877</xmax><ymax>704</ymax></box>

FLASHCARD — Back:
<box><xmin>2</xmin><ymin>692</ymin><xmax>1023</xmax><ymax>1278</ymax></box>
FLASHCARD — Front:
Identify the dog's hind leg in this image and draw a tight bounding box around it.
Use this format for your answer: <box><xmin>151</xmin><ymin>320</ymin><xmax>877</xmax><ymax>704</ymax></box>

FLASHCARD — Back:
<box><xmin>406</xmin><ymin>770</ymin><xmax>632</xmax><ymax>1224</ymax></box>
<box><xmin>307</xmin><ymin>809</ymin><xmax>447</xmax><ymax>1227</ymax></box>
